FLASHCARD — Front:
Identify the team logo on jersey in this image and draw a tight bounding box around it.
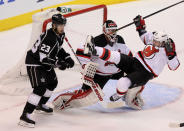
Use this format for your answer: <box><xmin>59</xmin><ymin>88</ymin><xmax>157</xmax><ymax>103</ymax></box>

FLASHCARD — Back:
<box><xmin>41</xmin><ymin>77</ymin><xmax>45</xmax><ymax>83</ymax></box>
<box><xmin>143</xmin><ymin>45</ymin><xmax>159</xmax><ymax>59</ymax></box>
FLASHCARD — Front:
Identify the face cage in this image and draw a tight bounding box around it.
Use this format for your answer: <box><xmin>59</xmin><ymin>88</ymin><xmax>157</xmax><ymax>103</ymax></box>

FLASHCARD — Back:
<box><xmin>153</xmin><ymin>39</ymin><xmax>169</xmax><ymax>47</ymax></box>
<box><xmin>104</xmin><ymin>28</ymin><xmax>117</xmax><ymax>43</ymax></box>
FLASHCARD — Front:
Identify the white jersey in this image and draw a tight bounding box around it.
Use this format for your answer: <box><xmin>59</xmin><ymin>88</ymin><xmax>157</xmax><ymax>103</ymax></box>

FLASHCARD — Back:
<box><xmin>76</xmin><ymin>34</ymin><xmax>132</xmax><ymax>76</ymax></box>
<box><xmin>135</xmin><ymin>32</ymin><xmax>180</xmax><ymax>77</ymax></box>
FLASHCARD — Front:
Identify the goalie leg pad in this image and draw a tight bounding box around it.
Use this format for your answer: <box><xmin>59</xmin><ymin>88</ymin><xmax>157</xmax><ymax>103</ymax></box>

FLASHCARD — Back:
<box><xmin>52</xmin><ymin>85</ymin><xmax>104</xmax><ymax>110</ymax></box>
<box><xmin>125</xmin><ymin>86</ymin><xmax>145</xmax><ymax>110</ymax></box>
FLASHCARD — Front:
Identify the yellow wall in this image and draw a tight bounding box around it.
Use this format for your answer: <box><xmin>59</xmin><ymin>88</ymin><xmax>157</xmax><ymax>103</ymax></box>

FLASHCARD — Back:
<box><xmin>0</xmin><ymin>0</ymin><xmax>137</xmax><ymax>32</ymax></box>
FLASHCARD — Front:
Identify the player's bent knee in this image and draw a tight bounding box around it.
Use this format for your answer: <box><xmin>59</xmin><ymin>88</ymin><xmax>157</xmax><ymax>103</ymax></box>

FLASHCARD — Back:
<box><xmin>117</xmin><ymin>77</ymin><xmax>131</xmax><ymax>93</ymax></box>
<box><xmin>47</xmin><ymin>81</ymin><xmax>58</xmax><ymax>91</ymax></box>
<box><xmin>33</xmin><ymin>86</ymin><xmax>47</xmax><ymax>96</ymax></box>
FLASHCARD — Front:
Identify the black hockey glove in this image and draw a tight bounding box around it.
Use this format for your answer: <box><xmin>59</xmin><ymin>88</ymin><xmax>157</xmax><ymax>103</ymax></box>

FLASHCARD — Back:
<box><xmin>65</xmin><ymin>56</ymin><xmax>75</xmax><ymax>68</ymax></box>
<box><xmin>133</xmin><ymin>15</ymin><xmax>146</xmax><ymax>31</ymax></box>
<box><xmin>165</xmin><ymin>38</ymin><xmax>176</xmax><ymax>60</ymax></box>
<box><xmin>55</xmin><ymin>60</ymin><xmax>68</xmax><ymax>70</ymax></box>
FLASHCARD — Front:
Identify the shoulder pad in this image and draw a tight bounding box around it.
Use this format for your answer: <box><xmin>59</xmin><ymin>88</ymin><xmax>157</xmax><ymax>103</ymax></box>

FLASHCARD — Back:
<box><xmin>116</xmin><ymin>35</ymin><xmax>125</xmax><ymax>44</ymax></box>
<box><xmin>94</xmin><ymin>34</ymin><xmax>108</xmax><ymax>47</ymax></box>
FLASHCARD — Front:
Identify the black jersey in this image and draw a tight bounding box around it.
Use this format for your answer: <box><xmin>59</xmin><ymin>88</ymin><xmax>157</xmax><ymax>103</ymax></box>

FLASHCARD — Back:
<box><xmin>93</xmin><ymin>34</ymin><xmax>126</xmax><ymax>47</ymax></box>
<box><xmin>26</xmin><ymin>28</ymin><xmax>70</xmax><ymax>67</ymax></box>
<box><xmin>76</xmin><ymin>34</ymin><xmax>126</xmax><ymax>57</ymax></box>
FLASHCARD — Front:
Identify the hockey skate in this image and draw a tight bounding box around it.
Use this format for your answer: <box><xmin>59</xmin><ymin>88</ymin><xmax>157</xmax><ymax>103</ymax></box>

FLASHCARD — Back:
<box><xmin>18</xmin><ymin>113</ymin><xmax>35</xmax><ymax>128</ymax></box>
<box><xmin>110</xmin><ymin>93</ymin><xmax>124</xmax><ymax>102</ymax></box>
<box><xmin>35</xmin><ymin>104</ymin><xmax>53</xmax><ymax>114</ymax></box>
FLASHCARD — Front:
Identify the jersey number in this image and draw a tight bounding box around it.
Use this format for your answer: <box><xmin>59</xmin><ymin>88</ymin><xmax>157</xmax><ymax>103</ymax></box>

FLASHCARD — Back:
<box><xmin>40</xmin><ymin>44</ymin><xmax>50</xmax><ymax>53</ymax></box>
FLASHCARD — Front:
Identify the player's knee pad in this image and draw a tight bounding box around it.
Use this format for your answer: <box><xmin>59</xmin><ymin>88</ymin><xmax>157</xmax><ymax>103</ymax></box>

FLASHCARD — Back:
<box><xmin>33</xmin><ymin>86</ymin><xmax>47</xmax><ymax>96</ymax></box>
<box><xmin>117</xmin><ymin>77</ymin><xmax>131</xmax><ymax>94</ymax></box>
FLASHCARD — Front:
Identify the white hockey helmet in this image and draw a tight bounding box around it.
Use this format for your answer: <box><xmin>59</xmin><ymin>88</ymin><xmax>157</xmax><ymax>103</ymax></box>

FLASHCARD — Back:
<box><xmin>153</xmin><ymin>31</ymin><xmax>169</xmax><ymax>43</ymax></box>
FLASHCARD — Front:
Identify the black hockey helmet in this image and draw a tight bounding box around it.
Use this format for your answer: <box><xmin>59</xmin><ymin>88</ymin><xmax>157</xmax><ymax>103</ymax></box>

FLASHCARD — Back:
<box><xmin>103</xmin><ymin>20</ymin><xmax>117</xmax><ymax>44</ymax></box>
<box><xmin>52</xmin><ymin>14</ymin><xmax>67</xmax><ymax>25</ymax></box>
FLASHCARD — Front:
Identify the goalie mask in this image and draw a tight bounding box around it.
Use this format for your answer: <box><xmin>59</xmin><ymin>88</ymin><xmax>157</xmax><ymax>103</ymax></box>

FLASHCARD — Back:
<box><xmin>103</xmin><ymin>20</ymin><xmax>117</xmax><ymax>46</ymax></box>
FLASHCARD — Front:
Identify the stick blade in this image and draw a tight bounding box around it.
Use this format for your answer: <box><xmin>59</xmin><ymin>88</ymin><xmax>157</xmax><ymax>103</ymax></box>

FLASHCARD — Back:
<box><xmin>169</xmin><ymin>122</ymin><xmax>180</xmax><ymax>128</ymax></box>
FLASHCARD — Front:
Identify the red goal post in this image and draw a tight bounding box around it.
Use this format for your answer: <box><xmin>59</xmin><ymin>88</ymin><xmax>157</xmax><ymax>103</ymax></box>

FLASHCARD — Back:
<box><xmin>42</xmin><ymin>4</ymin><xmax>107</xmax><ymax>32</ymax></box>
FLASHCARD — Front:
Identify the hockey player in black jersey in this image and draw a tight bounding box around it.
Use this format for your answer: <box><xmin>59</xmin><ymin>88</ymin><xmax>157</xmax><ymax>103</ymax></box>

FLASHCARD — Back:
<box><xmin>18</xmin><ymin>13</ymin><xmax>75</xmax><ymax>127</ymax></box>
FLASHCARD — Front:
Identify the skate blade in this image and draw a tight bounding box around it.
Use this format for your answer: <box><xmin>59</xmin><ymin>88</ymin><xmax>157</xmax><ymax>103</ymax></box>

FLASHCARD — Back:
<box><xmin>34</xmin><ymin>110</ymin><xmax>53</xmax><ymax>115</ymax></box>
<box><xmin>18</xmin><ymin>120</ymin><xmax>35</xmax><ymax>128</ymax></box>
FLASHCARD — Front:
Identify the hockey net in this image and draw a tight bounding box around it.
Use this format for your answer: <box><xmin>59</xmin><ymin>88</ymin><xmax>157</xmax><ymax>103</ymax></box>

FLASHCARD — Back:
<box><xmin>0</xmin><ymin>5</ymin><xmax>107</xmax><ymax>95</ymax></box>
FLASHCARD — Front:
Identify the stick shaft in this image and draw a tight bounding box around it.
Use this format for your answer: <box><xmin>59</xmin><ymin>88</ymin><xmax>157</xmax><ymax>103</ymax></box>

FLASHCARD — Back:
<box><xmin>64</xmin><ymin>37</ymin><xmax>82</xmax><ymax>66</ymax></box>
<box><xmin>116</xmin><ymin>0</ymin><xmax>184</xmax><ymax>31</ymax></box>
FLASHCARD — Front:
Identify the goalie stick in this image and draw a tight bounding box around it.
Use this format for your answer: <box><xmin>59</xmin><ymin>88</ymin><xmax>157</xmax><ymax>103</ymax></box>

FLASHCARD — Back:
<box><xmin>116</xmin><ymin>0</ymin><xmax>184</xmax><ymax>32</ymax></box>
<box><xmin>64</xmin><ymin>37</ymin><xmax>124</xmax><ymax>109</ymax></box>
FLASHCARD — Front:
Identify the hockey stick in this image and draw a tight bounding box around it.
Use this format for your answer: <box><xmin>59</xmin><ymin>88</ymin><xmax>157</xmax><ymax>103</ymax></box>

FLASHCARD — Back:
<box><xmin>169</xmin><ymin>122</ymin><xmax>184</xmax><ymax>128</ymax></box>
<box><xmin>116</xmin><ymin>0</ymin><xmax>184</xmax><ymax>32</ymax></box>
<box><xmin>64</xmin><ymin>37</ymin><xmax>82</xmax><ymax>66</ymax></box>
<box><xmin>64</xmin><ymin>37</ymin><xmax>106</xmax><ymax>104</ymax></box>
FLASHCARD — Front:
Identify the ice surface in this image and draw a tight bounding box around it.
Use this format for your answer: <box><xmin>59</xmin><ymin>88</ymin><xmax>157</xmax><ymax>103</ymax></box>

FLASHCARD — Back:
<box><xmin>0</xmin><ymin>0</ymin><xmax>184</xmax><ymax>130</ymax></box>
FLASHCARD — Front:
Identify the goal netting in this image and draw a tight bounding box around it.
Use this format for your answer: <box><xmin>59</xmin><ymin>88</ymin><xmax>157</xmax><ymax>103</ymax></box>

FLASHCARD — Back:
<box><xmin>0</xmin><ymin>5</ymin><xmax>107</xmax><ymax>95</ymax></box>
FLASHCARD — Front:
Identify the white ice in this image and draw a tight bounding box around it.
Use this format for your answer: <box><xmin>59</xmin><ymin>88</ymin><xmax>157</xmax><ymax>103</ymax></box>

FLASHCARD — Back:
<box><xmin>0</xmin><ymin>0</ymin><xmax>184</xmax><ymax>130</ymax></box>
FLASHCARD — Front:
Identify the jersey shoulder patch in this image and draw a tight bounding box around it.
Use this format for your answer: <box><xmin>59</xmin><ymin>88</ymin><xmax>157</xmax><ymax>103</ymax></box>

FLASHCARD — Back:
<box><xmin>94</xmin><ymin>34</ymin><xmax>108</xmax><ymax>47</ymax></box>
<box><xmin>116</xmin><ymin>35</ymin><xmax>125</xmax><ymax>44</ymax></box>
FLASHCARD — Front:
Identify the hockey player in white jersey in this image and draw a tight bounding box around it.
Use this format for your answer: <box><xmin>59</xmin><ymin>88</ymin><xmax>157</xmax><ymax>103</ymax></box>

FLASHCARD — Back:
<box><xmin>53</xmin><ymin>20</ymin><xmax>134</xmax><ymax>109</ymax></box>
<box><xmin>83</xmin><ymin>15</ymin><xmax>180</xmax><ymax>109</ymax></box>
